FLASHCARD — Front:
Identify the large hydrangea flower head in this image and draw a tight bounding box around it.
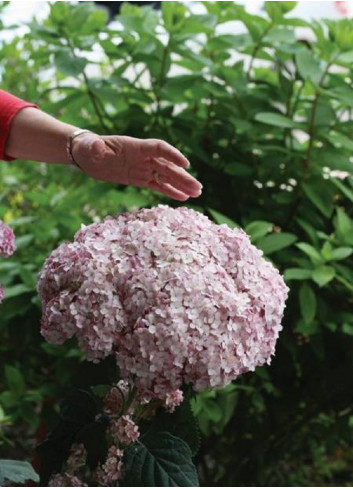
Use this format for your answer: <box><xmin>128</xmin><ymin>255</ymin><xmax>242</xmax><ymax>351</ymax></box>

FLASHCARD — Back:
<box><xmin>38</xmin><ymin>205</ymin><xmax>289</xmax><ymax>402</ymax></box>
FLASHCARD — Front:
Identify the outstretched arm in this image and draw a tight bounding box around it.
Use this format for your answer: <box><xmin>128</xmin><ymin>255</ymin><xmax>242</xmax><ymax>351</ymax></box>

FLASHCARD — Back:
<box><xmin>2</xmin><ymin>93</ymin><xmax>202</xmax><ymax>201</ymax></box>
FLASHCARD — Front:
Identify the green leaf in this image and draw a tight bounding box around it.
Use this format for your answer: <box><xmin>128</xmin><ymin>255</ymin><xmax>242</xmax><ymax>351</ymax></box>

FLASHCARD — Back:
<box><xmin>299</xmin><ymin>282</ymin><xmax>317</xmax><ymax>324</ymax></box>
<box><xmin>296</xmin><ymin>242</ymin><xmax>323</xmax><ymax>265</ymax></box>
<box><xmin>122</xmin><ymin>433</ymin><xmax>199</xmax><ymax>487</ymax></box>
<box><xmin>312</xmin><ymin>266</ymin><xmax>335</xmax><ymax>287</ymax></box>
<box><xmin>255</xmin><ymin>112</ymin><xmax>299</xmax><ymax>128</ymax></box>
<box><xmin>342</xmin><ymin>323</ymin><xmax>353</xmax><ymax>336</ymax></box>
<box><xmin>327</xmin><ymin>131</ymin><xmax>353</xmax><ymax>151</ymax></box>
<box><xmin>295</xmin><ymin>318</ymin><xmax>320</xmax><ymax>336</ymax></box>
<box><xmin>245</xmin><ymin>220</ymin><xmax>273</xmax><ymax>242</ymax></box>
<box><xmin>330</xmin><ymin>177</ymin><xmax>353</xmax><ymax>204</ymax></box>
<box><xmin>257</xmin><ymin>232</ymin><xmax>297</xmax><ymax>255</ymax></box>
<box><xmin>302</xmin><ymin>182</ymin><xmax>334</xmax><ymax>218</ymax></box>
<box><xmin>338</xmin><ymin>50</ymin><xmax>353</xmax><ymax>63</ymax></box>
<box><xmin>295</xmin><ymin>49</ymin><xmax>323</xmax><ymax>85</ymax></box>
<box><xmin>224</xmin><ymin>162</ymin><xmax>253</xmax><ymax>177</ymax></box>
<box><xmin>284</xmin><ymin>268</ymin><xmax>312</xmax><ymax>281</ymax></box>
<box><xmin>162</xmin><ymin>2</ymin><xmax>186</xmax><ymax>31</ymax></box>
<box><xmin>3</xmin><ymin>284</ymin><xmax>32</xmax><ymax>299</ymax></box>
<box><xmin>54</xmin><ymin>49</ymin><xmax>87</xmax><ymax>76</ymax></box>
<box><xmin>5</xmin><ymin>366</ymin><xmax>25</xmax><ymax>397</ymax></box>
<box><xmin>0</xmin><ymin>460</ymin><xmax>39</xmax><ymax>486</ymax></box>
<box><xmin>142</xmin><ymin>399</ymin><xmax>200</xmax><ymax>457</ymax></box>
<box><xmin>265</xmin><ymin>1</ymin><xmax>297</xmax><ymax>21</ymax></box>
<box><xmin>207</xmin><ymin>208</ymin><xmax>238</xmax><ymax>229</ymax></box>
<box><xmin>334</xmin><ymin>208</ymin><xmax>353</xmax><ymax>244</ymax></box>
<box><xmin>330</xmin><ymin>247</ymin><xmax>353</xmax><ymax>261</ymax></box>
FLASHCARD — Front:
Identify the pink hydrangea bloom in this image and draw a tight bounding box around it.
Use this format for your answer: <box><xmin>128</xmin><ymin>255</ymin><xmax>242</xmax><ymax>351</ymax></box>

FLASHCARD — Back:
<box><xmin>0</xmin><ymin>220</ymin><xmax>16</xmax><ymax>258</ymax></box>
<box><xmin>38</xmin><ymin>205</ymin><xmax>289</xmax><ymax>401</ymax></box>
<box><xmin>0</xmin><ymin>221</ymin><xmax>16</xmax><ymax>304</ymax></box>
<box><xmin>164</xmin><ymin>389</ymin><xmax>184</xmax><ymax>413</ymax></box>
<box><xmin>49</xmin><ymin>473</ymin><xmax>87</xmax><ymax>487</ymax></box>
<box><xmin>95</xmin><ymin>445</ymin><xmax>125</xmax><ymax>485</ymax></box>
<box><xmin>110</xmin><ymin>415</ymin><xmax>140</xmax><ymax>445</ymax></box>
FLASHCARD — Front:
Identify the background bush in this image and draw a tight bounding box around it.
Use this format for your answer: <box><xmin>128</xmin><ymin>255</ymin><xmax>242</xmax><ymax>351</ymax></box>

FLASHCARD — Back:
<box><xmin>0</xmin><ymin>1</ymin><xmax>353</xmax><ymax>485</ymax></box>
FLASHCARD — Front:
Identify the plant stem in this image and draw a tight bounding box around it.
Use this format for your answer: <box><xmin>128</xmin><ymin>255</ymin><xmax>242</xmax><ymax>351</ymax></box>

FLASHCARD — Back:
<box><xmin>246</xmin><ymin>22</ymin><xmax>274</xmax><ymax>80</ymax></box>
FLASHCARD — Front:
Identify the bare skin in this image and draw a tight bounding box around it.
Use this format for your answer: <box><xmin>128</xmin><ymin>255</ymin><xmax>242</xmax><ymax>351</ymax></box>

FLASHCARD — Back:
<box><xmin>5</xmin><ymin>107</ymin><xmax>203</xmax><ymax>201</ymax></box>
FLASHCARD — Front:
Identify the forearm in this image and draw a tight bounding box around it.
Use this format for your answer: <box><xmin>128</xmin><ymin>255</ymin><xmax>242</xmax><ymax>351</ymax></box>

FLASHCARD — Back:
<box><xmin>5</xmin><ymin>107</ymin><xmax>79</xmax><ymax>165</ymax></box>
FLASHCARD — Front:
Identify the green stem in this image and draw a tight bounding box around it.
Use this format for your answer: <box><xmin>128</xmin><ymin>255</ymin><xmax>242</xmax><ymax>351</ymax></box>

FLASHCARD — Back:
<box><xmin>65</xmin><ymin>36</ymin><xmax>111</xmax><ymax>133</ymax></box>
<box><xmin>246</xmin><ymin>22</ymin><xmax>274</xmax><ymax>80</ymax></box>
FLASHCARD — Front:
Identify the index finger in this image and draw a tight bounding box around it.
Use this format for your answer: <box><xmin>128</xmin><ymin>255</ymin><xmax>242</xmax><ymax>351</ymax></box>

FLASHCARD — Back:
<box><xmin>142</xmin><ymin>139</ymin><xmax>190</xmax><ymax>168</ymax></box>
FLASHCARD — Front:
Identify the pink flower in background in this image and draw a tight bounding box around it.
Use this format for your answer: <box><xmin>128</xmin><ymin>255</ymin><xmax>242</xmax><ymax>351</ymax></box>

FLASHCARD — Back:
<box><xmin>49</xmin><ymin>473</ymin><xmax>88</xmax><ymax>487</ymax></box>
<box><xmin>38</xmin><ymin>205</ymin><xmax>289</xmax><ymax>402</ymax></box>
<box><xmin>95</xmin><ymin>445</ymin><xmax>125</xmax><ymax>486</ymax></box>
<box><xmin>0</xmin><ymin>220</ymin><xmax>16</xmax><ymax>304</ymax></box>
<box><xmin>0</xmin><ymin>220</ymin><xmax>16</xmax><ymax>258</ymax></box>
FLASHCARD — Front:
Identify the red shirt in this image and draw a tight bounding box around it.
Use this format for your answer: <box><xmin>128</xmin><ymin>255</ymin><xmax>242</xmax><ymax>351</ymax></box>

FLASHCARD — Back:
<box><xmin>0</xmin><ymin>89</ymin><xmax>38</xmax><ymax>160</ymax></box>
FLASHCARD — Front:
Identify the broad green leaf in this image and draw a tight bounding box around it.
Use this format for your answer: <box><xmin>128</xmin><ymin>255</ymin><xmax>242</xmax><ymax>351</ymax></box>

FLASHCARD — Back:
<box><xmin>162</xmin><ymin>1</ymin><xmax>187</xmax><ymax>31</ymax></box>
<box><xmin>54</xmin><ymin>49</ymin><xmax>87</xmax><ymax>77</ymax></box>
<box><xmin>295</xmin><ymin>49</ymin><xmax>323</xmax><ymax>85</ymax></box>
<box><xmin>330</xmin><ymin>247</ymin><xmax>353</xmax><ymax>261</ymax></box>
<box><xmin>330</xmin><ymin>177</ymin><xmax>353</xmax><ymax>204</ymax></box>
<box><xmin>224</xmin><ymin>162</ymin><xmax>253</xmax><ymax>177</ymax></box>
<box><xmin>334</xmin><ymin>208</ymin><xmax>353</xmax><ymax>245</ymax></box>
<box><xmin>342</xmin><ymin>323</ymin><xmax>353</xmax><ymax>336</ymax></box>
<box><xmin>327</xmin><ymin>131</ymin><xmax>353</xmax><ymax>151</ymax></box>
<box><xmin>15</xmin><ymin>234</ymin><xmax>34</xmax><ymax>249</ymax></box>
<box><xmin>143</xmin><ymin>400</ymin><xmax>200</xmax><ymax>456</ymax></box>
<box><xmin>302</xmin><ymin>182</ymin><xmax>333</xmax><ymax>218</ymax></box>
<box><xmin>338</xmin><ymin>50</ymin><xmax>353</xmax><ymax>63</ymax></box>
<box><xmin>207</xmin><ymin>208</ymin><xmax>238</xmax><ymax>229</ymax></box>
<box><xmin>255</xmin><ymin>112</ymin><xmax>299</xmax><ymax>128</ymax></box>
<box><xmin>123</xmin><ymin>433</ymin><xmax>199</xmax><ymax>487</ymax></box>
<box><xmin>3</xmin><ymin>284</ymin><xmax>32</xmax><ymax>299</ymax></box>
<box><xmin>299</xmin><ymin>282</ymin><xmax>317</xmax><ymax>324</ymax></box>
<box><xmin>295</xmin><ymin>318</ymin><xmax>320</xmax><ymax>336</ymax></box>
<box><xmin>0</xmin><ymin>460</ymin><xmax>39</xmax><ymax>486</ymax></box>
<box><xmin>312</xmin><ymin>266</ymin><xmax>335</xmax><ymax>287</ymax></box>
<box><xmin>320</xmin><ymin>241</ymin><xmax>332</xmax><ymax>261</ymax></box>
<box><xmin>245</xmin><ymin>221</ymin><xmax>273</xmax><ymax>242</ymax></box>
<box><xmin>5</xmin><ymin>366</ymin><xmax>25</xmax><ymax>397</ymax></box>
<box><xmin>296</xmin><ymin>243</ymin><xmax>323</xmax><ymax>265</ymax></box>
<box><xmin>284</xmin><ymin>268</ymin><xmax>312</xmax><ymax>281</ymax></box>
<box><xmin>265</xmin><ymin>1</ymin><xmax>297</xmax><ymax>21</ymax></box>
<box><xmin>257</xmin><ymin>232</ymin><xmax>297</xmax><ymax>255</ymax></box>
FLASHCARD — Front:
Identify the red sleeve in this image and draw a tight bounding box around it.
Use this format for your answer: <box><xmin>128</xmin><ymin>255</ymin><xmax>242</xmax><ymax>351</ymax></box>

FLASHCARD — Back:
<box><xmin>0</xmin><ymin>89</ymin><xmax>39</xmax><ymax>161</ymax></box>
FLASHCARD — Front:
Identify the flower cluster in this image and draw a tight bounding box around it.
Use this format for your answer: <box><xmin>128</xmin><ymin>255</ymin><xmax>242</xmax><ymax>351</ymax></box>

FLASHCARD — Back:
<box><xmin>95</xmin><ymin>445</ymin><xmax>125</xmax><ymax>486</ymax></box>
<box><xmin>110</xmin><ymin>415</ymin><xmax>140</xmax><ymax>446</ymax></box>
<box><xmin>38</xmin><ymin>205</ymin><xmax>289</xmax><ymax>402</ymax></box>
<box><xmin>0</xmin><ymin>220</ymin><xmax>16</xmax><ymax>258</ymax></box>
<box><xmin>49</xmin><ymin>473</ymin><xmax>87</xmax><ymax>487</ymax></box>
<box><xmin>0</xmin><ymin>220</ymin><xmax>16</xmax><ymax>304</ymax></box>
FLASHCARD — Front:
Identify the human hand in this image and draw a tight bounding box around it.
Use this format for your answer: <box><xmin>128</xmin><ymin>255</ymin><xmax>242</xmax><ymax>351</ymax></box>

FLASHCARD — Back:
<box><xmin>71</xmin><ymin>133</ymin><xmax>203</xmax><ymax>201</ymax></box>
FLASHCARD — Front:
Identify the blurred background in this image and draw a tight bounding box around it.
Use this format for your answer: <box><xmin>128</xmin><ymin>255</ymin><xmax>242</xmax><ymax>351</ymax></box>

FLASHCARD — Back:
<box><xmin>0</xmin><ymin>1</ymin><xmax>353</xmax><ymax>486</ymax></box>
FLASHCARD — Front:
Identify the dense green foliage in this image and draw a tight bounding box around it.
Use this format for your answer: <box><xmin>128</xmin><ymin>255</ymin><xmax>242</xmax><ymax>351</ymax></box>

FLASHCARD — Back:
<box><xmin>0</xmin><ymin>1</ymin><xmax>353</xmax><ymax>485</ymax></box>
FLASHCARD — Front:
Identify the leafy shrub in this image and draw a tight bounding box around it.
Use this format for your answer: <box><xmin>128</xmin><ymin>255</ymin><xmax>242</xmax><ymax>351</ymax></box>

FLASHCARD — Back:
<box><xmin>0</xmin><ymin>1</ymin><xmax>352</xmax><ymax>485</ymax></box>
